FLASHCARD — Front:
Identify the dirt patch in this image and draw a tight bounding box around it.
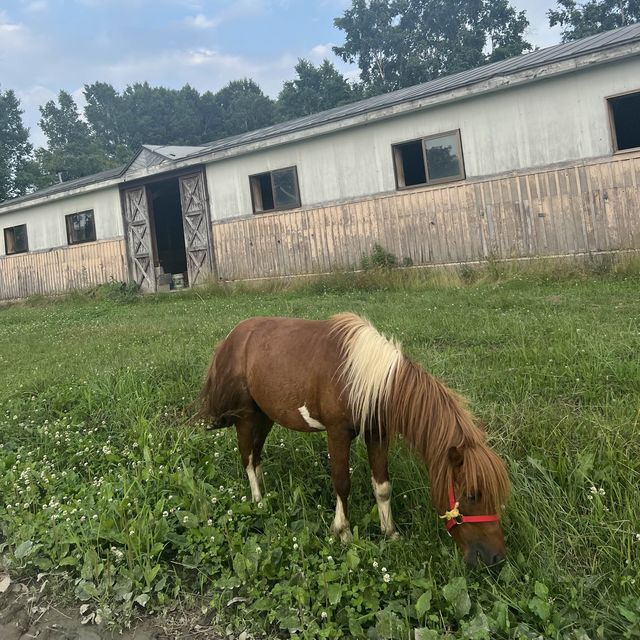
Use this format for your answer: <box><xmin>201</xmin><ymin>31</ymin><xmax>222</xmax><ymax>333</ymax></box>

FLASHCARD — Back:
<box><xmin>0</xmin><ymin>576</ymin><xmax>223</xmax><ymax>640</ymax></box>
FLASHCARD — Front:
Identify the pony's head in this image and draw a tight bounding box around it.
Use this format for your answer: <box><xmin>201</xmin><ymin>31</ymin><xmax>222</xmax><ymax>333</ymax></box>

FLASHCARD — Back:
<box><xmin>438</xmin><ymin>445</ymin><xmax>510</xmax><ymax>567</ymax></box>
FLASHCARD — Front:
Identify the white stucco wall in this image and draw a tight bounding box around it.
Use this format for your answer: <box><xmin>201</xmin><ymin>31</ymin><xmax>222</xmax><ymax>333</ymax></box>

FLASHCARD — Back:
<box><xmin>206</xmin><ymin>56</ymin><xmax>640</xmax><ymax>220</ymax></box>
<box><xmin>0</xmin><ymin>186</ymin><xmax>123</xmax><ymax>256</ymax></box>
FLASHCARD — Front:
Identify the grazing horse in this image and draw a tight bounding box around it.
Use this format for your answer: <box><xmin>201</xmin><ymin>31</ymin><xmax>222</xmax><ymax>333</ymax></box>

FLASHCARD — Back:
<box><xmin>198</xmin><ymin>313</ymin><xmax>509</xmax><ymax>567</ymax></box>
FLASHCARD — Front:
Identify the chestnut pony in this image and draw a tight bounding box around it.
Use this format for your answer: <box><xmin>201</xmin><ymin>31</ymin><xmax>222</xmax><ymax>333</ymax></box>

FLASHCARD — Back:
<box><xmin>198</xmin><ymin>313</ymin><xmax>509</xmax><ymax>567</ymax></box>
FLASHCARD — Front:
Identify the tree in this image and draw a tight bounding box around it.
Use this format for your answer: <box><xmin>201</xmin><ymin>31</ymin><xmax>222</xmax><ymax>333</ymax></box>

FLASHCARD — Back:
<box><xmin>213</xmin><ymin>79</ymin><xmax>276</xmax><ymax>137</ymax></box>
<box><xmin>276</xmin><ymin>59</ymin><xmax>361</xmax><ymax>121</ymax></box>
<box><xmin>36</xmin><ymin>90</ymin><xmax>117</xmax><ymax>186</ymax></box>
<box><xmin>84</xmin><ymin>82</ymin><xmax>130</xmax><ymax>161</ymax></box>
<box><xmin>0</xmin><ymin>87</ymin><xmax>36</xmax><ymax>202</ymax></box>
<box><xmin>333</xmin><ymin>0</ymin><xmax>532</xmax><ymax>93</ymax></box>
<box><xmin>548</xmin><ymin>0</ymin><xmax>640</xmax><ymax>41</ymax></box>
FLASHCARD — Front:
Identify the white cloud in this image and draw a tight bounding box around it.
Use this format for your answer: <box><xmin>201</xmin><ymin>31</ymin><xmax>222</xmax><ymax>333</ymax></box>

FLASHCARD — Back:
<box><xmin>184</xmin><ymin>13</ymin><xmax>220</xmax><ymax>29</ymax></box>
<box><xmin>310</xmin><ymin>43</ymin><xmax>335</xmax><ymax>59</ymax></box>
<box><xmin>24</xmin><ymin>1</ymin><xmax>48</xmax><ymax>12</ymax></box>
<box><xmin>0</xmin><ymin>11</ymin><xmax>33</xmax><ymax>53</ymax></box>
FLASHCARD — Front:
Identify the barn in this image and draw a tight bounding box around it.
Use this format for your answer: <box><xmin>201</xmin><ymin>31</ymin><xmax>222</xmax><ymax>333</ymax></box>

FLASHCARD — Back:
<box><xmin>1</xmin><ymin>24</ymin><xmax>640</xmax><ymax>300</ymax></box>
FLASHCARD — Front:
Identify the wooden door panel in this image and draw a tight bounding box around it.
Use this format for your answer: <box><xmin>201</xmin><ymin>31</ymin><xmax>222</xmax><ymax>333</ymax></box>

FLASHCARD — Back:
<box><xmin>123</xmin><ymin>186</ymin><xmax>156</xmax><ymax>292</ymax></box>
<box><xmin>179</xmin><ymin>172</ymin><xmax>214</xmax><ymax>286</ymax></box>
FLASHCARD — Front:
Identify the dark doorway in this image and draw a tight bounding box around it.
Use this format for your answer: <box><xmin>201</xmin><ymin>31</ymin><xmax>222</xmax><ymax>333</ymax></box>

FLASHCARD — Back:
<box><xmin>147</xmin><ymin>179</ymin><xmax>187</xmax><ymax>280</ymax></box>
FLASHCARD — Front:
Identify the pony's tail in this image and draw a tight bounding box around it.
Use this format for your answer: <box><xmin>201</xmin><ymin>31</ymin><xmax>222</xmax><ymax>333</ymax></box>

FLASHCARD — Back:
<box><xmin>194</xmin><ymin>347</ymin><xmax>229</xmax><ymax>428</ymax></box>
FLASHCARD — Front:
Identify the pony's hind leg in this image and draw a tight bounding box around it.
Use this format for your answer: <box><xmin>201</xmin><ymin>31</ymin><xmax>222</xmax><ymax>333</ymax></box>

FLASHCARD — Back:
<box><xmin>365</xmin><ymin>432</ymin><xmax>398</xmax><ymax>539</ymax></box>
<box><xmin>235</xmin><ymin>412</ymin><xmax>272</xmax><ymax>503</ymax></box>
<box><xmin>327</xmin><ymin>427</ymin><xmax>356</xmax><ymax>544</ymax></box>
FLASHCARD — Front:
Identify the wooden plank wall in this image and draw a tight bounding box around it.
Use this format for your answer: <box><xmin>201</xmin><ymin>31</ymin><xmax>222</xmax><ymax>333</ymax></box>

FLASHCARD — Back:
<box><xmin>0</xmin><ymin>239</ymin><xmax>127</xmax><ymax>301</ymax></box>
<box><xmin>212</xmin><ymin>150</ymin><xmax>640</xmax><ymax>281</ymax></box>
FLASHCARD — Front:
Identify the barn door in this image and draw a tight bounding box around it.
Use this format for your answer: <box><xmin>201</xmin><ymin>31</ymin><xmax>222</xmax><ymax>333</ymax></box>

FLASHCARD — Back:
<box><xmin>179</xmin><ymin>171</ymin><xmax>214</xmax><ymax>286</ymax></box>
<box><xmin>123</xmin><ymin>186</ymin><xmax>156</xmax><ymax>293</ymax></box>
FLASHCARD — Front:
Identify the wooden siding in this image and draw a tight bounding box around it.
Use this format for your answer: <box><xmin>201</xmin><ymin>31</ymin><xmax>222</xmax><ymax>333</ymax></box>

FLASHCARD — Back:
<box><xmin>0</xmin><ymin>238</ymin><xmax>127</xmax><ymax>301</ymax></box>
<box><xmin>212</xmin><ymin>150</ymin><xmax>640</xmax><ymax>280</ymax></box>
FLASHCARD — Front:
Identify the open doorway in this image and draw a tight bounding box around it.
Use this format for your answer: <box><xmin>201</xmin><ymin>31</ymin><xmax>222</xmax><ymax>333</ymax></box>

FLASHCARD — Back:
<box><xmin>147</xmin><ymin>179</ymin><xmax>188</xmax><ymax>289</ymax></box>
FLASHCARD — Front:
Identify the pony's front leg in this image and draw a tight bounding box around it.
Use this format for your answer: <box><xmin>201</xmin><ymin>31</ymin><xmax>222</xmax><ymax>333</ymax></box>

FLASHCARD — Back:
<box><xmin>365</xmin><ymin>432</ymin><xmax>399</xmax><ymax>539</ymax></box>
<box><xmin>327</xmin><ymin>427</ymin><xmax>356</xmax><ymax>544</ymax></box>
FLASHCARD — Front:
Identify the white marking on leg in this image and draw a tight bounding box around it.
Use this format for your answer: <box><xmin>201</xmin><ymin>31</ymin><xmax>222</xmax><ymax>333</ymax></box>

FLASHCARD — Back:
<box><xmin>298</xmin><ymin>405</ymin><xmax>326</xmax><ymax>431</ymax></box>
<box><xmin>246</xmin><ymin>453</ymin><xmax>262</xmax><ymax>502</ymax></box>
<box><xmin>331</xmin><ymin>496</ymin><xmax>353</xmax><ymax>543</ymax></box>
<box><xmin>372</xmin><ymin>478</ymin><xmax>397</xmax><ymax>537</ymax></box>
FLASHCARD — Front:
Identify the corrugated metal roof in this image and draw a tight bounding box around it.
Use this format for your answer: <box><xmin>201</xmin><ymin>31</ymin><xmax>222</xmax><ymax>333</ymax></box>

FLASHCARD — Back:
<box><xmin>0</xmin><ymin>166</ymin><xmax>125</xmax><ymax>209</ymax></box>
<box><xmin>2</xmin><ymin>23</ymin><xmax>639</xmax><ymax>212</ymax></box>
<box><xmin>195</xmin><ymin>22</ymin><xmax>640</xmax><ymax>156</ymax></box>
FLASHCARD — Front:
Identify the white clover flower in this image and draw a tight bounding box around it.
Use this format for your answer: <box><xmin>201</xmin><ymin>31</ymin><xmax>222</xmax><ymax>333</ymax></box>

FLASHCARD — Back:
<box><xmin>381</xmin><ymin>567</ymin><xmax>387</xmax><ymax>573</ymax></box>
<box><xmin>227</xmin><ymin>510</ymin><xmax>233</xmax><ymax>516</ymax></box>
<box><xmin>182</xmin><ymin>516</ymin><xmax>188</xmax><ymax>523</ymax></box>
<box><xmin>383</xmin><ymin>573</ymin><xmax>391</xmax><ymax>583</ymax></box>
<box><xmin>321</xmin><ymin>612</ymin><xmax>328</xmax><ymax>620</ymax></box>
<box><xmin>207</xmin><ymin>519</ymin><xmax>213</xmax><ymax>525</ymax></box>
<box><xmin>211</xmin><ymin>497</ymin><xmax>217</xmax><ymax>504</ymax></box>
<box><xmin>327</xmin><ymin>555</ymin><xmax>333</xmax><ymax>561</ymax></box>
<box><xmin>293</xmin><ymin>543</ymin><xmax>299</xmax><ymax>550</ymax></box>
<box><xmin>257</xmin><ymin>502</ymin><xmax>264</xmax><ymax>509</ymax></box>
<box><xmin>372</xmin><ymin>561</ymin><xmax>379</xmax><ymax>568</ymax></box>
<box><xmin>241</xmin><ymin>496</ymin><xmax>247</xmax><ymax>503</ymax></box>
<box><xmin>129</xmin><ymin>530</ymin><xmax>135</xmax><ymax>536</ymax></box>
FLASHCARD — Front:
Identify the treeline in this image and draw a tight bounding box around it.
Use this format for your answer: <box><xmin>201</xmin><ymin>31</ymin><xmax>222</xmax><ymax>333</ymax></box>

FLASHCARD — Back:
<box><xmin>1</xmin><ymin>0</ymin><xmax>638</xmax><ymax>202</ymax></box>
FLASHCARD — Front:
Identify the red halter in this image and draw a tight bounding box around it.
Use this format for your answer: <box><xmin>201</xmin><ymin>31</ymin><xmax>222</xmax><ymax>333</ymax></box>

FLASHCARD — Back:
<box><xmin>440</xmin><ymin>481</ymin><xmax>500</xmax><ymax>532</ymax></box>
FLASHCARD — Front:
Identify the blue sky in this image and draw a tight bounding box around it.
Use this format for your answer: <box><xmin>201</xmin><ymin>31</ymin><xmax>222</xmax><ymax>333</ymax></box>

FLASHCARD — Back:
<box><xmin>1</xmin><ymin>0</ymin><xmax>562</xmax><ymax>146</ymax></box>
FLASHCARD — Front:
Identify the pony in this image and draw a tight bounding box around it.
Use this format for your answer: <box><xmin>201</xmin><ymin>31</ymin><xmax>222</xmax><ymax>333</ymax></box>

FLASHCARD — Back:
<box><xmin>197</xmin><ymin>313</ymin><xmax>509</xmax><ymax>567</ymax></box>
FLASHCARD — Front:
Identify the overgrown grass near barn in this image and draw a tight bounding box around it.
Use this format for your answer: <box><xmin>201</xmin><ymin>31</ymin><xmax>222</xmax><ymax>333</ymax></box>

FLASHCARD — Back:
<box><xmin>0</xmin><ymin>264</ymin><xmax>639</xmax><ymax>639</ymax></box>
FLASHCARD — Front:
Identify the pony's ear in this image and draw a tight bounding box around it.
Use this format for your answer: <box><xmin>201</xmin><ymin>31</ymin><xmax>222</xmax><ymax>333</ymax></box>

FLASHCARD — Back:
<box><xmin>447</xmin><ymin>446</ymin><xmax>464</xmax><ymax>469</ymax></box>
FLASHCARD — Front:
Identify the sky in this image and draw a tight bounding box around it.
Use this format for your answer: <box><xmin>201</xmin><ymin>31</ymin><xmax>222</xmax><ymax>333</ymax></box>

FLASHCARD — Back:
<box><xmin>0</xmin><ymin>0</ymin><xmax>562</xmax><ymax>147</ymax></box>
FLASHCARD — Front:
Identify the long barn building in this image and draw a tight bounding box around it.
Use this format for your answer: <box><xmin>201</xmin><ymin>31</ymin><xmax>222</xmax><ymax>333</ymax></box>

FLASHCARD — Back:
<box><xmin>1</xmin><ymin>24</ymin><xmax>640</xmax><ymax>299</ymax></box>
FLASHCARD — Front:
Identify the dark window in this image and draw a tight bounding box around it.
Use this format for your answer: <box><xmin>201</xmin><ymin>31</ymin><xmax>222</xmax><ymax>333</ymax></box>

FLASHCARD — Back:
<box><xmin>66</xmin><ymin>210</ymin><xmax>96</xmax><ymax>245</ymax></box>
<box><xmin>609</xmin><ymin>91</ymin><xmax>640</xmax><ymax>151</ymax></box>
<box><xmin>250</xmin><ymin>166</ymin><xmax>300</xmax><ymax>213</ymax></box>
<box><xmin>393</xmin><ymin>130</ymin><xmax>465</xmax><ymax>189</ymax></box>
<box><xmin>4</xmin><ymin>224</ymin><xmax>28</xmax><ymax>255</ymax></box>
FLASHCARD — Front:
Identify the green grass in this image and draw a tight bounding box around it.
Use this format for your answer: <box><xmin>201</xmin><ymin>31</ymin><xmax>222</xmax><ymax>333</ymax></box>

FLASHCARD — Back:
<box><xmin>0</xmin><ymin>265</ymin><xmax>639</xmax><ymax>639</ymax></box>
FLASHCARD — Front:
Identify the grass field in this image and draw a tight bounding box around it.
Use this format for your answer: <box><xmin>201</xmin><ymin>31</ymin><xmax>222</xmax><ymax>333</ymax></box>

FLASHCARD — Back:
<box><xmin>0</xmin><ymin>264</ymin><xmax>639</xmax><ymax>639</ymax></box>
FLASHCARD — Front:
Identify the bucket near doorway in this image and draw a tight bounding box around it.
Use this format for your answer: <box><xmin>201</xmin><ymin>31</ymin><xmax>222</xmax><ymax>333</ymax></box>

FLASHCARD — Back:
<box><xmin>172</xmin><ymin>273</ymin><xmax>186</xmax><ymax>290</ymax></box>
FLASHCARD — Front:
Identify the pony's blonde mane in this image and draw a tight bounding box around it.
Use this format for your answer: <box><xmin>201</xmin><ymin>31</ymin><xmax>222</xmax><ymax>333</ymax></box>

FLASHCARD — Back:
<box><xmin>331</xmin><ymin>313</ymin><xmax>509</xmax><ymax>512</ymax></box>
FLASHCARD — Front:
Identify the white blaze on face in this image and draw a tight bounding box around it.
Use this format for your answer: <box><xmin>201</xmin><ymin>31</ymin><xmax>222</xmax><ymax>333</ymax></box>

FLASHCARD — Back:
<box><xmin>246</xmin><ymin>453</ymin><xmax>262</xmax><ymax>502</ymax></box>
<box><xmin>372</xmin><ymin>478</ymin><xmax>396</xmax><ymax>536</ymax></box>
<box><xmin>298</xmin><ymin>405</ymin><xmax>326</xmax><ymax>431</ymax></box>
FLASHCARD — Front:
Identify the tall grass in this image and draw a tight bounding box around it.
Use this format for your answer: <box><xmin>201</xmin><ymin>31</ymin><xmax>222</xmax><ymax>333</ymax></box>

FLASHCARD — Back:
<box><xmin>0</xmin><ymin>263</ymin><xmax>639</xmax><ymax>638</ymax></box>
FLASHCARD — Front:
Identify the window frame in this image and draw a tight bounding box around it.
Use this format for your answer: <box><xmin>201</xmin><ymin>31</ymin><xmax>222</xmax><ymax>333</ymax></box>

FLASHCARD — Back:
<box><xmin>249</xmin><ymin>166</ymin><xmax>301</xmax><ymax>214</ymax></box>
<box><xmin>65</xmin><ymin>209</ymin><xmax>97</xmax><ymax>246</ymax></box>
<box><xmin>392</xmin><ymin>129</ymin><xmax>466</xmax><ymax>190</ymax></box>
<box><xmin>3</xmin><ymin>224</ymin><xmax>29</xmax><ymax>256</ymax></box>
<box><xmin>606</xmin><ymin>89</ymin><xmax>640</xmax><ymax>154</ymax></box>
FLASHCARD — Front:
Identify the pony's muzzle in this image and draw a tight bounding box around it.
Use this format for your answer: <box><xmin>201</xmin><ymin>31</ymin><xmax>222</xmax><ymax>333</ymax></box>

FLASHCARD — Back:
<box><xmin>465</xmin><ymin>544</ymin><xmax>506</xmax><ymax>568</ymax></box>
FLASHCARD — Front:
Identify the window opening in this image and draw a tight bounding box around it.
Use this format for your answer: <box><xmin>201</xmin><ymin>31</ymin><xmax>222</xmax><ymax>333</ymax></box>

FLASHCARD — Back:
<box><xmin>609</xmin><ymin>92</ymin><xmax>640</xmax><ymax>151</ymax></box>
<box><xmin>4</xmin><ymin>224</ymin><xmax>28</xmax><ymax>255</ymax></box>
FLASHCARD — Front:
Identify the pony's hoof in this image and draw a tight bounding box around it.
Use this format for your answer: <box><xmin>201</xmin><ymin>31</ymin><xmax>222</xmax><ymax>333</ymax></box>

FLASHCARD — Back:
<box><xmin>386</xmin><ymin>531</ymin><xmax>400</xmax><ymax>541</ymax></box>
<box><xmin>339</xmin><ymin>529</ymin><xmax>353</xmax><ymax>544</ymax></box>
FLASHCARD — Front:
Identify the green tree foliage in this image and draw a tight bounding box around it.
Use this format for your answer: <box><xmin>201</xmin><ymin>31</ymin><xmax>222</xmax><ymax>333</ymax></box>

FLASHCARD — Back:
<box><xmin>276</xmin><ymin>59</ymin><xmax>361</xmax><ymax>120</ymax></box>
<box><xmin>333</xmin><ymin>0</ymin><xmax>532</xmax><ymax>93</ymax></box>
<box><xmin>36</xmin><ymin>90</ymin><xmax>118</xmax><ymax>187</ymax></box>
<box><xmin>214</xmin><ymin>79</ymin><xmax>276</xmax><ymax>137</ymax></box>
<box><xmin>548</xmin><ymin>0</ymin><xmax>640</xmax><ymax>41</ymax></box>
<box><xmin>82</xmin><ymin>79</ymin><xmax>275</xmax><ymax>155</ymax></box>
<box><xmin>0</xmin><ymin>87</ymin><xmax>36</xmax><ymax>202</ymax></box>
